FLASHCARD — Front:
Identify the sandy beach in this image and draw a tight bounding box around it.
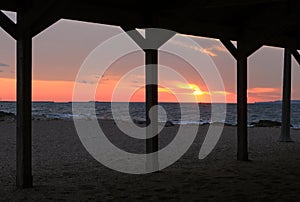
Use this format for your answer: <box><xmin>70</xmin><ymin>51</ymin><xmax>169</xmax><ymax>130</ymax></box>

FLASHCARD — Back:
<box><xmin>0</xmin><ymin>119</ymin><xmax>300</xmax><ymax>201</ymax></box>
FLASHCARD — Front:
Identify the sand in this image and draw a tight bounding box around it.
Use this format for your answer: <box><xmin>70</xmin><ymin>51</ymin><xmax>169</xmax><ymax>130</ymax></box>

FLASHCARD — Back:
<box><xmin>0</xmin><ymin>119</ymin><xmax>300</xmax><ymax>201</ymax></box>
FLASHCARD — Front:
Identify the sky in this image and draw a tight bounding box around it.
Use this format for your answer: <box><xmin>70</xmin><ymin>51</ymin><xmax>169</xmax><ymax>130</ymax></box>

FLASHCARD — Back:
<box><xmin>0</xmin><ymin>11</ymin><xmax>299</xmax><ymax>103</ymax></box>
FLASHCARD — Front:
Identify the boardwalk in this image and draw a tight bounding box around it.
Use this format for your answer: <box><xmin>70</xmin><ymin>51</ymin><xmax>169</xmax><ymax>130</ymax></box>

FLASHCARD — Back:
<box><xmin>0</xmin><ymin>0</ymin><xmax>299</xmax><ymax>188</ymax></box>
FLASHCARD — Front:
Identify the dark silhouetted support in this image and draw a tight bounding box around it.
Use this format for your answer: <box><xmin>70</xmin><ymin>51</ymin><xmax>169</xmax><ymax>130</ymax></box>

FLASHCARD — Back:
<box><xmin>220</xmin><ymin>39</ymin><xmax>262</xmax><ymax>161</ymax></box>
<box><xmin>220</xmin><ymin>39</ymin><xmax>237</xmax><ymax>59</ymax></box>
<box><xmin>291</xmin><ymin>49</ymin><xmax>300</xmax><ymax>65</ymax></box>
<box><xmin>28</xmin><ymin>0</ymin><xmax>62</xmax><ymax>38</ymax></box>
<box><xmin>0</xmin><ymin>10</ymin><xmax>17</xmax><ymax>39</ymax></box>
<box><xmin>145</xmin><ymin>49</ymin><xmax>159</xmax><ymax>170</ymax></box>
<box><xmin>121</xmin><ymin>26</ymin><xmax>174</xmax><ymax>171</ymax></box>
<box><xmin>236</xmin><ymin>41</ymin><xmax>248</xmax><ymax>161</ymax></box>
<box><xmin>279</xmin><ymin>48</ymin><xmax>293</xmax><ymax>142</ymax></box>
<box><xmin>16</xmin><ymin>11</ymin><xmax>33</xmax><ymax>188</ymax></box>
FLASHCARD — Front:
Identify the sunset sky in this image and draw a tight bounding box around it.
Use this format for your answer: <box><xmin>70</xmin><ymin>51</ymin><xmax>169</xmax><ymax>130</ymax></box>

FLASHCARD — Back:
<box><xmin>0</xmin><ymin>11</ymin><xmax>299</xmax><ymax>103</ymax></box>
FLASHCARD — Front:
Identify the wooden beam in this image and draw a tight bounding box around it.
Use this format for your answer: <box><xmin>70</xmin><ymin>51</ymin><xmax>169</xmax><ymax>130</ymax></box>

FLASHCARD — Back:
<box><xmin>16</xmin><ymin>10</ymin><xmax>32</xmax><ymax>188</ymax></box>
<box><xmin>63</xmin><ymin>3</ymin><xmax>238</xmax><ymax>41</ymax></box>
<box><xmin>23</xmin><ymin>0</ymin><xmax>57</xmax><ymax>26</ymax></box>
<box><xmin>242</xmin><ymin>1</ymin><xmax>288</xmax><ymax>29</ymax></box>
<box><xmin>279</xmin><ymin>48</ymin><xmax>293</xmax><ymax>142</ymax></box>
<box><xmin>60</xmin><ymin>1</ymin><xmax>298</xmax><ymax>50</ymax></box>
<box><xmin>220</xmin><ymin>39</ymin><xmax>237</xmax><ymax>59</ymax></box>
<box><xmin>145</xmin><ymin>49</ymin><xmax>159</xmax><ymax>171</ymax></box>
<box><xmin>157</xmin><ymin>0</ymin><xmax>210</xmax><ymax>32</ymax></box>
<box><xmin>63</xmin><ymin>4</ymin><xmax>145</xmax><ymax>29</ymax></box>
<box><xmin>205</xmin><ymin>0</ymin><xmax>283</xmax><ymax>8</ymax></box>
<box><xmin>121</xmin><ymin>27</ymin><xmax>147</xmax><ymax>48</ymax></box>
<box><xmin>30</xmin><ymin>14</ymin><xmax>61</xmax><ymax>38</ymax></box>
<box><xmin>263</xmin><ymin>35</ymin><xmax>300</xmax><ymax>50</ymax></box>
<box><xmin>236</xmin><ymin>31</ymin><xmax>263</xmax><ymax>58</ymax></box>
<box><xmin>291</xmin><ymin>49</ymin><xmax>300</xmax><ymax>65</ymax></box>
<box><xmin>159</xmin><ymin>21</ymin><xmax>237</xmax><ymax>41</ymax></box>
<box><xmin>0</xmin><ymin>0</ymin><xmax>17</xmax><ymax>12</ymax></box>
<box><xmin>145</xmin><ymin>12</ymin><xmax>159</xmax><ymax>172</ymax></box>
<box><xmin>0</xmin><ymin>10</ymin><xmax>17</xmax><ymax>39</ymax></box>
<box><xmin>209</xmin><ymin>40</ymin><xmax>261</xmax><ymax>162</ymax></box>
<box><xmin>220</xmin><ymin>41</ymin><xmax>262</xmax><ymax>162</ymax></box>
<box><xmin>244</xmin><ymin>43</ymin><xmax>263</xmax><ymax>58</ymax></box>
<box><xmin>25</xmin><ymin>0</ymin><xmax>63</xmax><ymax>37</ymax></box>
<box><xmin>236</xmin><ymin>40</ymin><xmax>249</xmax><ymax>161</ymax></box>
<box><xmin>123</xmin><ymin>26</ymin><xmax>174</xmax><ymax>172</ymax></box>
<box><xmin>240</xmin><ymin>1</ymin><xmax>298</xmax><ymax>50</ymax></box>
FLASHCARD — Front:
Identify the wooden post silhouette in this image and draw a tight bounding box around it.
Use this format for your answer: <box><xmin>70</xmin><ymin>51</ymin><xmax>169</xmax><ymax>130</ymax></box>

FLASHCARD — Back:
<box><xmin>236</xmin><ymin>41</ymin><xmax>248</xmax><ymax>161</ymax></box>
<box><xmin>221</xmin><ymin>39</ymin><xmax>255</xmax><ymax>161</ymax></box>
<box><xmin>16</xmin><ymin>10</ymin><xmax>33</xmax><ymax>188</ymax></box>
<box><xmin>279</xmin><ymin>48</ymin><xmax>293</xmax><ymax>142</ymax></box>
<box><xmin>145</xmin><ymin>49</ymin><xmax>159</xmax><ymax>171</ymax></box>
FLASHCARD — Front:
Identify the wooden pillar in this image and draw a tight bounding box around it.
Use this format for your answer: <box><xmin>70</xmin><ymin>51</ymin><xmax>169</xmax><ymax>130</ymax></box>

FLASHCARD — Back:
<box><xmin>16</xmin><ymin>11</ymin><xmax>33</xmax><ymax>188</ymax></box>
<box><xmin>220</xmin><ymin>39</ymin><xmax>262</xmax><ymax>161</ymax></box>
<box><xmin>0</xmin><ymin>11</ymin><xmax>17</xmax><ymax>40</ymax></box>
<box><xmin>291</xmin><ymin>50</ymin><xmax>300</xmax><ymax>65</ymax></box>
<box><xmin>237</xmin><ymin>41</ymin><xmax>248</xmax><ymax>161</ymax></box>
<box><xmin>120</xmin><ymin>26</ymin><xmax>174</xmax><ymax>171</ymax></box>
<box><xmin>279</xmin><ymin>48</ymin><xmax>293</xmax><ymax>142</ymax></box>
<box><xmin>145</xmin><ymin>49</ymin><xmax>159</xmax><ymax>171</ymax></box>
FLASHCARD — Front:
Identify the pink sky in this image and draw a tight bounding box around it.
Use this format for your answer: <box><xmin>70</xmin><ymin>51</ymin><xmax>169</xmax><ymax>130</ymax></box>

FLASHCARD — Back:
<box><xmin>0</xmin><ymin>11</ymin><xmax>299</xmax><ymax>103</ymax></box>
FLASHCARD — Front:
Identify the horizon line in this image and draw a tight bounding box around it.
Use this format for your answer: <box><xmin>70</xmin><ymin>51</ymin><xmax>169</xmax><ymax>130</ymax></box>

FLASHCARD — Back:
<box><xmin>0</xmin><ymin>100</ymin><xmax>294</xmax><ymax>104</ymax></box>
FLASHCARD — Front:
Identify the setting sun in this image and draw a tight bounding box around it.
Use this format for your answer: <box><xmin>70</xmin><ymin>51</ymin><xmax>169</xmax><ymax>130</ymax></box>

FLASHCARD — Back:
<box><xmin>176</xmin><ymin>83</ymin><xmax>208</xmax><ymax>96</ymax></box>
<box><xmin>189</xmin><ymin>84</ymin><xmax>206</xmax><ymax>96</ymax></box>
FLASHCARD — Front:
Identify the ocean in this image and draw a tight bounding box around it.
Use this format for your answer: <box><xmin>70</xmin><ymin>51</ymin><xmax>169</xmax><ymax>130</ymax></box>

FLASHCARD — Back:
<box><xmin>1</xmin><ymin>101</ymin><xmax>300</xmax><ymax>128</ymax></box>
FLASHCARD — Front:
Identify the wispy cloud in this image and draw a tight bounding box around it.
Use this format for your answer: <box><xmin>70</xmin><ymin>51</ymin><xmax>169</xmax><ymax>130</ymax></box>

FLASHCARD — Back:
<box><xmin>247</xmin><ymin>88</ymin><xmax>280</xmax><ymax>102</ymax></box>
<box><xmin>79</xmin><ymin>80</ymin><xmax>87</xmax><ymax>84</ymax></box>
<box><xmin>100</xmin><ymin>75</ymin><xmax>109</xmax><ymax>81</ymax></box>
<box><xmin>77</xmin><ymin>79</ymin><xmax>97</xmax><ymax>84</ymax></box>
<box><xmin>158</xmin><ymin>87</ymin><xmax>172</xmax><ymax>93</ymax></box>
<box><xmin>170</xmin><ymin>40</ymin><xmax>217</xmax><ymax>56</ymax></box>
<box><xmin>248</xmin><ymin>87</ymin><xmax>279</xmax><ymax>94</ymax></box>
<box><xmin>211</xmin><ymin>45</ymin><xmax>227</xmax><ymax>53</ymax></box>
<box><xmin>0</xmin><ymin>63</ymin><xmax>9</xmax><ymax>67</ymax></box>
<box><xmin>212</xmin><ymin>91</ymin><xmax>231</xmax><ymax>95</ymax></box>
<box><xmin>180</xmin><ymin>34</ymin><xmax>219</xmax><ymax>41</ymax></box>
<box><xmin>169</xmin><ymin>39</ymin><xmax>226</xmax><ymax>57</ymax></box>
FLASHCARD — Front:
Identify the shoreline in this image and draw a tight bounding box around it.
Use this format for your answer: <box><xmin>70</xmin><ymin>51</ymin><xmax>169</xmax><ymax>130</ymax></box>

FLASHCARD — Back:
<box><xmin>1</xmin><ymin>114</ymin><xmax>299</xmax><ymax>129</ymax></box>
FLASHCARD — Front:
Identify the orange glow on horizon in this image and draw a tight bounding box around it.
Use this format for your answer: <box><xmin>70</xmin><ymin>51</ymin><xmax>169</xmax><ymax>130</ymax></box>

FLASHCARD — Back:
<box><xmin>0</xmin><ymin>78</ymin><xmax>74</xmax><ymax>102</ymax></box>
<box><xmin>0</xmin><ymin>78</ymin><xmax>281</xmax><ymax>103</ymax></box>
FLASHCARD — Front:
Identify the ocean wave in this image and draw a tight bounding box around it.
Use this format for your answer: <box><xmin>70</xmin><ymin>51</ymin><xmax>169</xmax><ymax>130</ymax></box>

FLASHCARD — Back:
<box><xmin>1</xmin><ymin>102</ymin><xmax>300</xmax><ymax>129</ymax></box>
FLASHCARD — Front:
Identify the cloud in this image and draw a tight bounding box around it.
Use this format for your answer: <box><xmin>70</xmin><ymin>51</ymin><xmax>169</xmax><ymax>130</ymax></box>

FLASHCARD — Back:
<box><xmin>158</xmin><ymin>87</ymin><xmax>172</xmax><ymax>93</ymax></box>
<box><xmin>247</xmin><ymin>88</ymin><xmax>281</xmax><ymax>102</ymax></box>
<box><xmin>211</xmin><ymin>91</ymin><xmax>231</xmax><ymax>95</ymax></box>
<box><xmin>0</xmin><ymin>70</ymin><xmax>3</xmax><ymax>73</ymax></box>
<box><xmin>170</xmin><ymin>39</ymin><xmax>217</xmax><ymax>56</ymax></box>
<box><xmin>248</xmin><ymin>87</ymin><xmax>279</xmax><ymax>94</ymax></box>
<box><xmin>0</xmin><ymin>63</ymin><xmax>9</xmax><ymax>67</ymax></box>
<box><xmin>169</xmin><ymin>39</ymin><xmax>226</xmax><ymax>57</ymax></box>
<box><xmin>101</xmin><ymin>74</ymin><xmax>109</xmax><ymax>81</ymax></box>
<box><xmin>211</xmin><ymin>45</ymin><xmax>227</xmax><ymax>53</ymax></box>
<box><xmin>76</xmin><ymin>74</ymin><xmax>110</xmax><ymax>85</ymax></box>
<box><xmin>180</xmin><ymin>34</ymin><xmax>219</xmax><ymax>41</ymax></box>
<box><xmin>80</xmin><ymin>80</ymin><xmax>87</xmax><ymax>84</ymax></box>
<box><xmin>77</xmin><ymin>80</ymin><xmax>96</xmax><ymax>84</ymax></box>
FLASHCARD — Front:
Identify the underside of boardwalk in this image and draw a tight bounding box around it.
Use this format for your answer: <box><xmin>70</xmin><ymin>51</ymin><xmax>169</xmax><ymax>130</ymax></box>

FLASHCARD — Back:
<box><xmin>0</xmin><ymin>0</ymin><xmax>299</xmax><ymax>188</ymax></box>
